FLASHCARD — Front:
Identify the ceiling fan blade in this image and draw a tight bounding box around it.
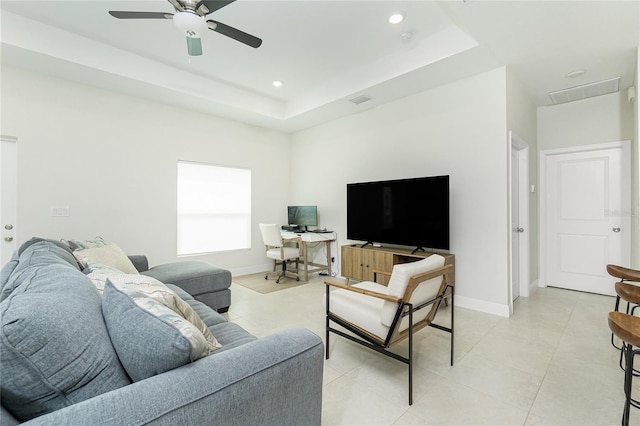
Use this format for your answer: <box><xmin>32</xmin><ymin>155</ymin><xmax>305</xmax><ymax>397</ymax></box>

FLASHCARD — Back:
<box><xmin>198</xmin><ymin>1</ymin><xmax>236</xmax><ymax>14</ymax></box>
<box><xmin>186</xmin><ymin>37</ymin><xmax>203</xmax><ymax>56</ymax></box>
<box><xmin>109</xmin><ymin>11</ymin><xmax>173</xmax><ymax>19</ymax></box>
<box><xmin>207</xmin><ymin>20</ymin><xmax>262</xmax><ymax>48</ymax></box>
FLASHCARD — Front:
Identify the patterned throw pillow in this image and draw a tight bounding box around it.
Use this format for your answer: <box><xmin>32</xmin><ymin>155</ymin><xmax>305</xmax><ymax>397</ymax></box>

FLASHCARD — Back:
<box><xmin>60</xmin><ymin>236</ymin><xmax>107</xmax><ymax>251</ymax></box>
<box><xmin>102</xmin><ymin>280</ymin><xmax>220</xmax><ymax>381</ymax></box>
<box><xmin>73</xmin><ymin>243</ymin><xmax>139</xmax><ymax>274</ymax></box>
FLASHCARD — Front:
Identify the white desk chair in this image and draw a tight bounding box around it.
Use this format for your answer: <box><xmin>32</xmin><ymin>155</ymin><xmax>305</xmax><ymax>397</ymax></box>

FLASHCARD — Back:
<box><xmin>259</xmin><ymin>223</ymin><xmax>301</xmax><ymax>284</ymax></box>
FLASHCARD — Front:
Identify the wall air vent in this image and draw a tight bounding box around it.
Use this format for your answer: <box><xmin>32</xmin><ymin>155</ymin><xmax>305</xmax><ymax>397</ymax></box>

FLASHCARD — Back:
<box><xmin>548</xmin><ymin>77</ymin><xmax>620</xmax><ymax>105</ymax></box>
<box><xmin>348</xmin><ymin>94</ymin><xmax>372</xmax><ymax>105</ymax></box>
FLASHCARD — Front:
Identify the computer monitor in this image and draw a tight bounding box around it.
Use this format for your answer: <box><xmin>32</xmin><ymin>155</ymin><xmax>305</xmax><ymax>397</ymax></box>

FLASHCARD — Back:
<box><xmin>287</xmin><ymin>205</ymin><xmax>317</xmax><ymax>230</ymax></box>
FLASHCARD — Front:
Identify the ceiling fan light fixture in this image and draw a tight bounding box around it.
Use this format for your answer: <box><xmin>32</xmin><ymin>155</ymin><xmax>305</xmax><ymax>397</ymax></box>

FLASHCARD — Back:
<box><xmin>173</xmin><ymin>11</ymin><xmax>207</xmax><ymax>38</ymax></box>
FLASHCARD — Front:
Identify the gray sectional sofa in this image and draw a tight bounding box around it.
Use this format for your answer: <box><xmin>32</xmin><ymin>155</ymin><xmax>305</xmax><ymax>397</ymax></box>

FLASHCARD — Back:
<box><xmin>0</xmin><ymin>238</ymin><xmax>324</xmax><ymax>425</ymax></box>
<box><xmin>131</xmin><ymin>255</ymin><xmax>233</xmax><ymax>313</ymax></box>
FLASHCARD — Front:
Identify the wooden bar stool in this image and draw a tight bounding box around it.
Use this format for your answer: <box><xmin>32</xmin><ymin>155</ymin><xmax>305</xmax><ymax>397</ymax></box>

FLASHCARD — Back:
<box><xmin>608</xmin><ymin>312</ymin><xmax>640</xmax><ymax>426</ymax></box>
<box><xmin>607</xmin><ymin>265</ymin><xmax>640</xmax><ymax>350</ymax></box>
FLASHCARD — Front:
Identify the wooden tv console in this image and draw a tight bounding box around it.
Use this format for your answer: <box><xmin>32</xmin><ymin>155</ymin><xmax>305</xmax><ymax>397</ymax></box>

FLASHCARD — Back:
<box><xmin>341</xmin><ymin>244</ymin><xmax>455</xmax><ymax>286</ymax></box>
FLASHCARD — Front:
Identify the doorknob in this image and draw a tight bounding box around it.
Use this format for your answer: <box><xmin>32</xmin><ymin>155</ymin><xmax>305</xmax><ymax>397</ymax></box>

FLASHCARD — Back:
<box><xmin>4</xmin><ymin>224</ymin><xmax>13</xmax><ymax>230</ymax></box>
<box><xmin>4</xmin><ymin>237</ymin><xmax>13</xmax><ymax>242</ymax></box>
<box><xmin>613</xmin><ymin>227</ymin><xmax>621</xmax><ymax>232</ymax></box>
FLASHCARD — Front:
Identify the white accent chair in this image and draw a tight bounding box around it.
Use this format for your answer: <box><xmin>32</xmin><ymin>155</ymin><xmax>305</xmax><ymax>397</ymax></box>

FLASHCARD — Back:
<box><xmin>325</xmin><ymin>254</ymin><xmax>454</xmax><ymax>405</ymax></box>
<box><xmin>259</xmin><ymin>223</ymin><xmax>302</xmax><ymax>284</ymax></box>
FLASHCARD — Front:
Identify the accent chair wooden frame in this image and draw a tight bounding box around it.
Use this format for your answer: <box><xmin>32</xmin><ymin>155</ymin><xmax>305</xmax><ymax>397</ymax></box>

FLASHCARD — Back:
<box><xmin>324</xmin><ymin>262</ymin><xmax>454</xmax><ymax>405</ymax></box>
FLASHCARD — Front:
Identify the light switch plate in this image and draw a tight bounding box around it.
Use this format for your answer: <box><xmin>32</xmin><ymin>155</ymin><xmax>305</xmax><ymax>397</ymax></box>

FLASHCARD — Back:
<box><xmin>51</xmin><ymin>206</ymin><xmax>70</xmax><ymax>217</ymax></box>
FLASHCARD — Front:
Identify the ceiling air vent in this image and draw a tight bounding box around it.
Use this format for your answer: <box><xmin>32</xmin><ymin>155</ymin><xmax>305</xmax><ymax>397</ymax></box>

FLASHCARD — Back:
<box><xmin>349</xmin><ymin>94</ymin><xmax>372</xmax><ymax>105</ymax></box>
<box><xmin>548</xmin><ymin>77</ymin><xmax>620</xmax><ymax>105</ymax></box>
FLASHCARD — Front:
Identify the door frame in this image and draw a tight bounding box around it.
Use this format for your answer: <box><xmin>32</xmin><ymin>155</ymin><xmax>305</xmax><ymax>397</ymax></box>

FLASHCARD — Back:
<box><xmin>1</xmin><ymin>135</ymin><xmax>18</xmax><ymax>266</ymax></box>
<box><xmin>539</xmin><ymin>140</ymin><xmax>632</xmax><ymax>288</ymax></box>
<box><xmin>508</xmin><ymin>131</ymin><xmax>530</xmax><ymax>314</ymax></box>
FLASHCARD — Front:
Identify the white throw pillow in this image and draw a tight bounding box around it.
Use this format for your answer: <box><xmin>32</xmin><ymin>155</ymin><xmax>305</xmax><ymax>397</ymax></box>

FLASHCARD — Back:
<box><xmin>73</xmin><ymin>243</ymin><xmax>139</xmax><ymax>274</ymax></box>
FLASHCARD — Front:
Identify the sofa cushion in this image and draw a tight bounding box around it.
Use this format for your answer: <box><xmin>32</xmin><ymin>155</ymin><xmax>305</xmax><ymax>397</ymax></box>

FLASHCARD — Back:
<box><xmin>209</xmin><ymin>322</ymin><xmax>257</xmax><ymax>353</ymax></box>
<box><xmin>73</xmin><ymin>243</ymin><xmax>139</xmax><ymax>274</ymax></box>
<box><xmin>0</xmin><ymin>251</ymin><xmax>19</xmax><ymax>296</ymax></box>
<box><xmin>166</xmin><ymin>284</ymin><xmax>227</xmax><ymax>327</ymax></box>
<box><xmin>102</xmin><ymin>280</ymin><xmax>220</xmax><ymax>382</ymax></box>
<box><xmin>0</xmin><ymin>239</ymin><xmax>80</xmax><ymax>303</ymax></box>
<box><xmin>0</xmin><ymin>257</ymin><xmax>130</xmax><ymax>421</ymax></box>
<box><xmin>142</xmin><ymin>261</ymin><xmax>231</xmax><ymax>294</ymax></box>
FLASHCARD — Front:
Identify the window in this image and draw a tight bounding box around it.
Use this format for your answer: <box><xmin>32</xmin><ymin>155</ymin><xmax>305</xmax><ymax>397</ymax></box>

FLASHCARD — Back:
<box><xmin>177</xmin><ymin>161</ymin><xmax>251</xmax><ymax>255</ymax></box>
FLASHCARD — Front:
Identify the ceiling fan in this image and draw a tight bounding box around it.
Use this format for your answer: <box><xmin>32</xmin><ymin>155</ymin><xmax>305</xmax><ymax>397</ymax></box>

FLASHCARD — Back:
<box><xmin>108</xmin><ymin>0</ymin><xmax>262</xmax><ymax>56</ymax></box>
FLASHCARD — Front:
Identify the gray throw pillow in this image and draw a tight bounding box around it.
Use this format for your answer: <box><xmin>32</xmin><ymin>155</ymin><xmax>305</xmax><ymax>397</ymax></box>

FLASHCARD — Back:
<box><xmin>0</xmin><ymin>263</ymin><xmax>131</xmax><ymax>421</ymax></box>
<box><xmin>102</xmin><ymin>280</ymin><xmax>218</xmax><ymax>382</ymax></box>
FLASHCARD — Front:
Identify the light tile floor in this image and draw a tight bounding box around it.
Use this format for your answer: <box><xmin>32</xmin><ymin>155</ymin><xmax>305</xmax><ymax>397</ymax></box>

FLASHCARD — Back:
<box><xmin>227</xmin><ymin>274</ymin><xmax>638</xmax><ymax>426</ymax></box>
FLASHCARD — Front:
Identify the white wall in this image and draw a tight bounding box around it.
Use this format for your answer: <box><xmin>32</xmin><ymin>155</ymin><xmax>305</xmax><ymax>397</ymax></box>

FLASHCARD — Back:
<box><xmin>291</xmin><ymin>68</ymin><xmax>512</xmax><ymax>316</ymax></box>
<box><xmin>538</xmin><ymin>91</ymin><xmax>634</xmax><ymax>150</ymax></box>
<box><xmin>1</xmin><ymin>66</ymin><xmax>291</xmax><ymax>274</ymax></box>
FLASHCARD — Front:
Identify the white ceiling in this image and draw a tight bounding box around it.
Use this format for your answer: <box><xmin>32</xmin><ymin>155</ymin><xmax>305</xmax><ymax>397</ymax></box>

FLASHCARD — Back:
<box><xmin>1</xmin><ymin>0</ymin><xmax>638</xmax><ymax>133</ymax></box>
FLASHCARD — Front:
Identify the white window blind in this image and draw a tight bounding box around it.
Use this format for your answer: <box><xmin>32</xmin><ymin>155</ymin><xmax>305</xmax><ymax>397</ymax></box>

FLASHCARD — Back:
<box><xmin>177</xmin><ymin>161</ymin><xmax>251</xmax><ymax>255</ymax></box>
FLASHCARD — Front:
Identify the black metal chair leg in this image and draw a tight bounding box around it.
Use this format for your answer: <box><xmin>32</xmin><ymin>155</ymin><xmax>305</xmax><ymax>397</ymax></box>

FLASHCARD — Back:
<box><xmin>325</xmin><ymin>285</ymin><xmax>330</xmax><ymax>360</ymax></box>
<box><xmin>623</xmin><ymin>342</ymin><xmax>634</xmax><ymax>426</ymax></box>
<box><xmin>450</xmin><ymin>287</ymin><xmax>455</xmax><ymax>366</ymax></box>
<box><xmin>408</xmin><ymin>306</ymin><xmax>413</xmax><ymax>406</ymax></box>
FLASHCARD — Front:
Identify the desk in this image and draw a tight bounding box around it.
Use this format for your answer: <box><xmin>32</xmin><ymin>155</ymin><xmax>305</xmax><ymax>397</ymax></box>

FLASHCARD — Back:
<box><xmin>282</xmin><ymin>231</ymin><xmax>336</xmax><ymax>281</ymax></box>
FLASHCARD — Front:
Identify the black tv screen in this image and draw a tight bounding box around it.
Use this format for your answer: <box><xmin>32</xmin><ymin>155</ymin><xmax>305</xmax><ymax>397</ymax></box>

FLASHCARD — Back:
<box><xmin>347</xmin><ymin>175</ymin><xmax>449</xmax><ymax>250</ymax></box>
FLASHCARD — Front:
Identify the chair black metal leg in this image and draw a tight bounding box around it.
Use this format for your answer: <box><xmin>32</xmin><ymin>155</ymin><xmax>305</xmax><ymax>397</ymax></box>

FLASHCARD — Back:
<box><xmin>408</xmin><ymin>305</ymin><xmax>413</xmax><ymax>406</ymax></box>
<box><xmin>623</xmin><ymin>342</ymin><xmax>634</xmax><ymax>426</ymax></box>
<box><xmin>450</xmin><ymin>287</ymin><xmax>455</xmax><ymax>366</ymax></box>
<box><xmin>325</xmin><ymin>285</ymin><xmax>330</xmax><ymax>360</ymax></box>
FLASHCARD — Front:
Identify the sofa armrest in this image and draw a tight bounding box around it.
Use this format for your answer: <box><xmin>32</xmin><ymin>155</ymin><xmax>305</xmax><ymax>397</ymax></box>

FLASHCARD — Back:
<box><xmin>20</xmin><ymin>328</ymin><xmax>324</xmax><ymax>426</ymax></box>
<box><xmin>127</xmin><ymin>255</ymin><xmax>149</xmax><ymax>272</ymax></box>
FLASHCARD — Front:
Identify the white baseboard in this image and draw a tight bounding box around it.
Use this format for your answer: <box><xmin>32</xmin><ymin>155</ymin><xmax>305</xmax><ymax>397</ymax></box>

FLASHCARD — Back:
<box><xmin>529</xmin><ymin>279</ymin><xmax>539</xmax><ymax>295</ymax></box>
<box><xmin>454</xmin><ymin>294</ymin><xmax>510</xmax><ymax>318</ymax></box>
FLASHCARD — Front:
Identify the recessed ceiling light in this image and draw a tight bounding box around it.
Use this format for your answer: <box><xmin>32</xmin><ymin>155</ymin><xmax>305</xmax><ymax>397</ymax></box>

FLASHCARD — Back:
<box><xmin>389</xmin><ymin>12</ymin><xmax>405</xmax><ymax>24</ymax></box>
<box><xmin>272</xmin><ymin>80</ymin><xmax>284</xmax><ymax>88</ymax></box>
<box><xmin>565</xmin><ymin>70</ymin><xmax>586</xmax><ymax>79</ymax></box>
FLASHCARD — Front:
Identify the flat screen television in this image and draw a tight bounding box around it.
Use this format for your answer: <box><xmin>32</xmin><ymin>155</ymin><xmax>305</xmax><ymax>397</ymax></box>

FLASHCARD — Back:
<box><xmin>287</xmin><ymin>205</ymin><xmax>318</xmax><ymax>230</ymax></box>
<box><xmin>347</xmin><ymin>175</ymin><xmax>449</xmax><ymax>251</ymax></box>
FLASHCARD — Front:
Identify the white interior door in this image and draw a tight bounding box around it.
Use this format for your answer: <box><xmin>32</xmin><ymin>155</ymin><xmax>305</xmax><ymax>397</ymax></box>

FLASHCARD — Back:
<box><xmin>541</xmin><ymin>141</ymin><xmax>630</xmax><ymax>296</ymax></box>
<box><xmin>1</xmin><ymin>136</ymin><xmax>18</xmax><ymax>266</ymax></box>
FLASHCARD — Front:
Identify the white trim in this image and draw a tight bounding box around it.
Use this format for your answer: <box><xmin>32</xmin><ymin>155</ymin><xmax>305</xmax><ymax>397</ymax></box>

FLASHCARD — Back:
<box><xmin>454</xmin><ymin>295</ymin><xmax>510</xmax><ymax>318</ymax></box>
<box><xmin>539</xmin><ymin>140</ymin><xmax>632</xmax><ymax>289</ymax></box>
<box><xmin>508</xmin><ymin>131</ymin><xmax>531</xmax><ymax>313</ymax></box>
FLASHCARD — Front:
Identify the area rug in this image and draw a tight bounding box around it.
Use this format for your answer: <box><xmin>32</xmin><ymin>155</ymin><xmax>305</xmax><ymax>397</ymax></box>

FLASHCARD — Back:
<box><xmin>233</xmin><ymin>272</ymin><xmax>308</xmax><ymax>294</ymax></box>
